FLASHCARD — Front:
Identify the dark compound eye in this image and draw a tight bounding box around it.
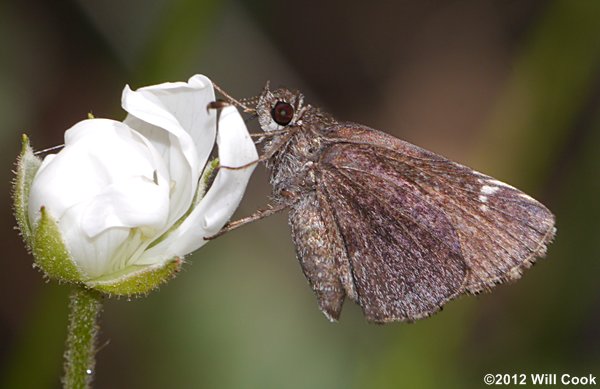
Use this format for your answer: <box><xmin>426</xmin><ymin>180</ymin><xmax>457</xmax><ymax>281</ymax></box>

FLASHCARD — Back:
<box><xmin>271</xmin><ymin>101</ymin><xmax>294</xmax><ymax>126</ymax></box>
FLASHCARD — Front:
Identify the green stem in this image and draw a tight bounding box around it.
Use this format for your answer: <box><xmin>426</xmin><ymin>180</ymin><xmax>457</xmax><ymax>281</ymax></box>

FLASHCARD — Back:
<box><xmin>62</xmin><ymin>286</ymin><xmax>103</xmax><ymax>389</ymax></box>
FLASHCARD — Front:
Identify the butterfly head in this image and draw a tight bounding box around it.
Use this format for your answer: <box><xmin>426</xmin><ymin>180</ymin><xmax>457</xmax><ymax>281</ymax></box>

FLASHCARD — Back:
<box><xmin>256</xmin><ymin>82</ymin><xmax>306</xmax><ymax>132</ymax></box>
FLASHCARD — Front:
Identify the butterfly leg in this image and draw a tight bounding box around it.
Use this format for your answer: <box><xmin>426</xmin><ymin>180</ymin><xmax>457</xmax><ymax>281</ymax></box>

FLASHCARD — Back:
<box><xmin>219</xmin><ymin>129</ymin><xmax>297</xmax><ymax>171</ymax></box>
<box><xmin>205</xmin><ymin>202</ymin><xmax>289</xmax><ymax>240</ymax></box>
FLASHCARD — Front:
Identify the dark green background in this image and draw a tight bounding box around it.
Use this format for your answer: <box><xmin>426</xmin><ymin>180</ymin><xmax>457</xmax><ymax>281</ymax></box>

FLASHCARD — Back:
<box><xmin>1</xmin><ymin>1</ymin><xmax>598</xmax><ymax>388</ymax></box>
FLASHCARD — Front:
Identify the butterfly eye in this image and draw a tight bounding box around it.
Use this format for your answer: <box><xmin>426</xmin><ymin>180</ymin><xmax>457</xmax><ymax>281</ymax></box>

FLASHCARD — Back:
<box><xmin>271</xmin><ymin>101</ymin><xmax>294</xmax><ymax>126</ymax></box>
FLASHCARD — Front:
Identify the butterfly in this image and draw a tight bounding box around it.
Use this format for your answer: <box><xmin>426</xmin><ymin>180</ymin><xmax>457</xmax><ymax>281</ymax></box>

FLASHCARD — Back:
<box><xmin>210</xmin><ymin>83</ymin><xmax>556</xmax><ymax>324</ymax></box>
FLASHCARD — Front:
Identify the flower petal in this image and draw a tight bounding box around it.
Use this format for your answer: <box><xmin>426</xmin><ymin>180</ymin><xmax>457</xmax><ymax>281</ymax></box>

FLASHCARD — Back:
<box><xmin>59</xmin><ymin>204</ymin><xmax>133</xmax><ymax>278</ymax></box>
<box><xmin>80</xmin><ymin>175</ymin><xmax>169</xmax><ymax>238</ymax></box>
<box><xmin>28</xmin><ymin>119</ymin><xmax>172</xmax><ymax>278</ymax></box>
<box><xmin>122</xmin><ymin>74</ymin><xmax>217</xmax><ymax>231</ymax></box>
<box><xmin>138</xmin><ymin>106</ymin><xmax>258</xmax><ymax>263</ymax></box>
<box><xmin>29</xmin><ymin>119</ymin><xmax>170</xmax><ymax>232</ymax></box>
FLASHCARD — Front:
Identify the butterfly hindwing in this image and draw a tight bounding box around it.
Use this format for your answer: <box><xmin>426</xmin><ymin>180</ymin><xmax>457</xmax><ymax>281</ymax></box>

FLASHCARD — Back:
<box><xmin>289</xmin><ymin>192</ymin><xmax>351</xmax><ymax>321</ymax></box>
<box><xmin>318</xmin><ymin>156</ymin><xmax>467</xmax><ymax>322</ymax></box>
<box><xmin>312</xmin><ymin>123</ymin><xmax>555</xmax><ymax>321</ymax></box>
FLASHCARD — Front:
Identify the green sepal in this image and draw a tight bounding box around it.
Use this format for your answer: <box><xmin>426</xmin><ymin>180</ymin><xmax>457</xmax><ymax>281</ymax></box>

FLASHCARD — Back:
<box><xmin>200</xmin><ymin>157</ymin><xmax>220</xmax><ymax>199</ymax></box>
<box><xmin>32</xmin><ymin>207</ymin><xmax>83</xmax><ymax>282</ymax></box>
<box><xmin>86</xmin><ymin>258</ymin><xmax>182</xmax><ymax>296</ymax></box>
<box><xmin>13</xmin><ymin>134</ymin><xmax>42</xmax><ymax>250</ymax></box>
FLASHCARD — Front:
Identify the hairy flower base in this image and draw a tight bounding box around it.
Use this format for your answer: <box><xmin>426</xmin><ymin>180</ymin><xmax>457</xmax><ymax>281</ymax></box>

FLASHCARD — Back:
<box><xmin>87</xmin><ymin>259</ymin><xmax>183</xmax><ymax>296</ymax></box>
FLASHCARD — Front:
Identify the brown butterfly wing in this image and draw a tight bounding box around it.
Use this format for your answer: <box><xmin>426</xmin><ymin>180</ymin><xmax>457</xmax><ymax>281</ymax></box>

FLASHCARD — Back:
<box><xmin>313</xmin><ymin>123</ymin><xmax>555</xmax><ymax>322</ymax></box>
<box><xmin>288</xmin><ymin>192</ymin><xmax>350</xmax><ymax>321</ymax></box>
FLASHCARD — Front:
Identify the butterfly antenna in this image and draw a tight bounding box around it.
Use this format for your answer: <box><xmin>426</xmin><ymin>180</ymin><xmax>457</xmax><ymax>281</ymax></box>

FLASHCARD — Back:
<box><xmin>34</xmin><ymin>144</ymin><xmax>64</xmax><ymax>155</ymax></box>
<box><xmin>212</xmin><ymin>82</ymin><xmax>255</xmax><ymax>113</ymax></box>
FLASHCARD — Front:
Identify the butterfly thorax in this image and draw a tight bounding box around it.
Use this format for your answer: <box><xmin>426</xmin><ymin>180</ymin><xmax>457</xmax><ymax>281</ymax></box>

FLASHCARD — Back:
<box><xmin>254</xmin><ymin>86</ymin><xmax>338</xmax><ymax>206</ymax></box>
<box><xmin>263</xmin><ymin>110</ymin><xmax>335</xmax><ymax>206</ymax></box>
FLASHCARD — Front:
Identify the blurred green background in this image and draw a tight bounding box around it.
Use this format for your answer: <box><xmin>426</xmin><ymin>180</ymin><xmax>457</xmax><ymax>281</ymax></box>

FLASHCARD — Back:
<box><xmin>1</xmin><ymin>1</ymin><xmax>599</xmax><ymax>388</ymax></box>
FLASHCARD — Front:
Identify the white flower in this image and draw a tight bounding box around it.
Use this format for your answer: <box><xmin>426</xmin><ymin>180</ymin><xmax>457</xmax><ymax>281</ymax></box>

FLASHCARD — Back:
<box><xmin>15</xmin><ymin>75</ymin><xmax>257</xmax><ymax>294</ymax></box>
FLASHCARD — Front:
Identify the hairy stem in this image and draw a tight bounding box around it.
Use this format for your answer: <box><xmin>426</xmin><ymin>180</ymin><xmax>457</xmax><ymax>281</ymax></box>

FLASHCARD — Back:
<box><xmin>62</xmin><ymin>286</ymin><xmax>103</xmax><ymax>389</ymax></box>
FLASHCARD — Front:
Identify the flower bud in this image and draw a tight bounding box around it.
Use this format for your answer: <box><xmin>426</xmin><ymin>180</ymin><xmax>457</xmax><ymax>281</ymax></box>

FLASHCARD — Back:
<box><xmin>13</xmin><ymin>75</ymin><xmax>257</xmax><ymax>295</ymax></box>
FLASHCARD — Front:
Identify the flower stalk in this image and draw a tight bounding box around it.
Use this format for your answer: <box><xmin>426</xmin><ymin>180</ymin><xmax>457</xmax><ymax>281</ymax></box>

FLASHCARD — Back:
<box><xmin>62</xmin><ymin>287</ymin><xmax>103</xmax><ymax>389</ymax></box>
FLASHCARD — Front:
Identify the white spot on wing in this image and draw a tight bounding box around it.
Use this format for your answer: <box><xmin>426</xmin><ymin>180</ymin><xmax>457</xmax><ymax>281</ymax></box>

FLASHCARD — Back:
<box><xmin>481</xmin><ymin>185</ymin><xmax>500</xmax><ymax>195</ymax></box>
<box><xmin>485</xmin><ymin>178</ymin><xmax>538</xmax><ymax>203</ymax></box>
<box><xmin>479</xmin><ymin>195</ymin><xmax>488</xmax><ymax>203</ymax></box>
